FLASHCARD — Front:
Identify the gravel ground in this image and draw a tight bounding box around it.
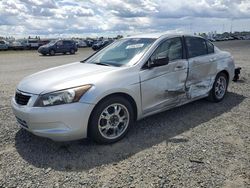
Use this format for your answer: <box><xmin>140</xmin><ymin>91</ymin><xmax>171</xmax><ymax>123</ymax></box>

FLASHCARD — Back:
<box><xmin>0</xmin><ymin>41</ymin><xmax>249</xmax><ymax>188</ymax></box>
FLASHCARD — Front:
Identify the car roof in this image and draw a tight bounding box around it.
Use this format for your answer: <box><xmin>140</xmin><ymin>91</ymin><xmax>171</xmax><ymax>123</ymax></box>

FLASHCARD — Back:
<box><xmin>125</xmin><ymin>32</ymin><xmax>203</xmax><ymax>39</ymax></box>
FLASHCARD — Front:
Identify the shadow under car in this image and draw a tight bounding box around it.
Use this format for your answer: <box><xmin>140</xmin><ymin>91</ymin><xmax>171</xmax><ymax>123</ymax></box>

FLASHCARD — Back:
<box><xmin>14</xmin><ymin>92</ymin><xmax>245</xmax><ymax>171</ymax></box>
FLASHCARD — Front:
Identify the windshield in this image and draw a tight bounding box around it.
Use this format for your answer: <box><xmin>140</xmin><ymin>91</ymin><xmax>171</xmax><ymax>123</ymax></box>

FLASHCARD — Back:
<box><xmin>47</xmin><ymin>40</ymin><xmax>57</xmax><ymax>45</ymax></box>
<box><xmin>85</xmin><ymin>38</ymin><xmax>156</xmax><ymax>67</ymax></box>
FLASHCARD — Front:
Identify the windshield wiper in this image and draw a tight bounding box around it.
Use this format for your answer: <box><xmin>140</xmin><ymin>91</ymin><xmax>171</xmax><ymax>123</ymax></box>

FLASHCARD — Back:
<box><xmin>80</xmin><ymin>51</ymin><xmax>99</xmax><ymax>63</ymax></box>
<box><xmin>92</xmin><ymin>62</ymin><xmax>111</xmax><ymax>66</ymax></box>
<box><xmin>80</xmin><ymin>59</ymin><xmax>87</xmax><ymax>63</ymax></box>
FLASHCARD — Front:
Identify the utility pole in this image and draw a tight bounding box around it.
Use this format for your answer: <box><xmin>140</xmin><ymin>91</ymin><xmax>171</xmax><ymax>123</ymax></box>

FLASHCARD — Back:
<box><xmin>230</xmin><ymin>18</ymin><xmax>233</xmax><ymax>33</ymax></box>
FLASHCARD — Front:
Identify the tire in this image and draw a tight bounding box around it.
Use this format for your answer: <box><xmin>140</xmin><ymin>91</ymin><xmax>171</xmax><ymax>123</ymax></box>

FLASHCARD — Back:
<box><xmin>69</xmin><ymin>48</ymin><xmax>75</xmax><ymax>54</ymax></box>
<box><xmin>89</xmin><ymin>96</ymin><xmax>134</xmax><ymax>144</ymax></box>
<box><xmin>208</xmin><ymin>72</ymin><xmax>228</xmax><ymax>102</ymax></box>
<box><xmin>49</xmin><ymin>49</ymin><xmax>55</xmax><ymax>56</ymax></box>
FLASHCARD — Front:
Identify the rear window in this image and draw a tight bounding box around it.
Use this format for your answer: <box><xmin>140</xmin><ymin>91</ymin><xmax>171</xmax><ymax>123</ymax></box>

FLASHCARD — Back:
<box><xmin>185</xmin><ymin>37</ymin><xmax>207</xmax><ymax>58</ymax></box>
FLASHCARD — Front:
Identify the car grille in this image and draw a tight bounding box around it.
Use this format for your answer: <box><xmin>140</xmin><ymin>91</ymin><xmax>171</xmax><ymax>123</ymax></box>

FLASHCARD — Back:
<box><xmin>15</xmin><ymin>91</ymin><xmax>31</xmax><ymax>105</ymax></box>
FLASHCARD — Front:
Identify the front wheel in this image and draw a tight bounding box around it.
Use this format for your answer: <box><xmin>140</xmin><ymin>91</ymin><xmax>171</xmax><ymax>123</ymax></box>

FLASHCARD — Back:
<box><xmin>49</xmin><ymin>49</ymin><xmax>55</xmax><ymax>56</ymax></box>
<box><xmin>208</xmin><ymin>72</ymin><xmax>228</xmax><ymax>102</ymax></box>
<box><xmin>69</xmin><ymin>48</ymin><xmax>75</xmax><ymax>54</ymax></box>
<box><xmin>89</xmin><ymin>97</ymin><xmax>134</xmax><ymax>144</ymax></box>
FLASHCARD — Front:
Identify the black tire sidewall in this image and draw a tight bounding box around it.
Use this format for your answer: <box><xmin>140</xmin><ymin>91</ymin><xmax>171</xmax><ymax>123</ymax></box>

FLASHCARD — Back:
<box><xmin>89</xmin><ymin>96</ymin><xmax>134</xmax><ymax>144</ymax></box>
<box><xmin>70</xmin><ymin>49</ymin><xmax>75</xmax><ymax>54</ymax></box>
<box><xmin>50</xmin><ymin>50</ymin><xmax>55</xmax><ymax>56</ymax></box>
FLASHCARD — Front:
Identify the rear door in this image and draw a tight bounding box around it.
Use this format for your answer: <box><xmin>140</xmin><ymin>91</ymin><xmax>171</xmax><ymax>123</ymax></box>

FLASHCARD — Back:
<box><xmin>63</xmin><ymin>40</ymin><xmax>72</xmax><ymax>52</ymax></box>
<box><xmin>185</xmin><ymin>36</ymin><xmax>217</xmax><ymax>98</ymax></box>
<box><xmin>140</xmin><ymin>37</ymin><xmax>188</xmax><ymax>115</ymax></box>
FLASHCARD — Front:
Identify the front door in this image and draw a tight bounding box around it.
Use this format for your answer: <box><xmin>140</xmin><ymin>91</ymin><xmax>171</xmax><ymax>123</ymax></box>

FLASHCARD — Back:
<box><xmin>140</xmin><ymin>37</ymin><xmax>188</xmax><ymax>116</ymax></box>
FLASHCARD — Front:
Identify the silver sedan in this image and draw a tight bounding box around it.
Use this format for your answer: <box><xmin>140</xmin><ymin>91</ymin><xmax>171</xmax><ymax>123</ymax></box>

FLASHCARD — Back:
<box><xmin>11</xmin><ymin>33</ymin><xmax>235</xmax><ymax>143</ymax></box>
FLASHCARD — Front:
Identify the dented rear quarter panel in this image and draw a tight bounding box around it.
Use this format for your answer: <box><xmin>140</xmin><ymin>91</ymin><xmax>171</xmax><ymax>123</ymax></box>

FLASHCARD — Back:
<box><xmin>186</xmin><ymin>47</ymin><xmax>235</xmax><ymax>99</ymax></box>
<box><xmin>215</xmin><ymin>50</ymin><xmax>235</xmax><ymax>83</ymax></box>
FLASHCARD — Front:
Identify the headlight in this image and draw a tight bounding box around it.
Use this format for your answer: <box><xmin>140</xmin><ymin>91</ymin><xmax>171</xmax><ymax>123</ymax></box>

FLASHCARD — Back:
<box><xmin>34</xmin><ymin>85</ymin><xmax>92</xmax><ymax>107</ymax></box>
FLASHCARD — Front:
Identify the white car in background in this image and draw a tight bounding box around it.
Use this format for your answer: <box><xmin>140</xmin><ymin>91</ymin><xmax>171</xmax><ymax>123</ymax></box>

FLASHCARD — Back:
<box><xmin>10</xmin><ymin>40</ymin><xmax>23</xmax><ymax>50</ymax></box>
<box><xmin>12</xmin><ymin>33</ymin><xmax>236</xmax><ymax>144</ymax></box>
<box><xmin>28</xmin><ymin>39</ymin><xmax>39</xmax><ymax>49</ymax></box>
<box><xmin>76</xmin><ymin>40</ymin><xmax>87</xmax><ymax>48</ymax></box>
<box><xmin>0</xmin><ymin>40</ymin><xmax>9</xmax><ymax>50</ymax></box>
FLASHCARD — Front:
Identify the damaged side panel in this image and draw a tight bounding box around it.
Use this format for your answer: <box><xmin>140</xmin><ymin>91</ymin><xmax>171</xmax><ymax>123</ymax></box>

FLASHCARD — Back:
<box><xmin>186</xmin><ymin>54</ymin><xmax>217</xmax><ymax>99</ymax></box>
<box><xmin>216</xmin><ymin>53</ymin><xmax>235</xmax><ymax>82</ymax></box>
<box><xmin>186</xmin><ymin>51</ymin><xmax>235</xmax><ymax>99</ymax></box>
<box><xmin>140</xmin><ymin>59</ymin><xmax>188</xmax><ymax>115</ymax></box>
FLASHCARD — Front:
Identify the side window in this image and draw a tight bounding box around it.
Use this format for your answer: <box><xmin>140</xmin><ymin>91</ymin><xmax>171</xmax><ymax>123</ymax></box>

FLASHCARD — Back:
<box><xmin>151</xmin><ymin>37</ymin><xmax>183</xmax><ymax>62</ymax></box>
<box><xmin>63</xmin><ymin>41</ymin><xmax>72</xmax><ymax>45</ymax></box>
<box><xmin>57</xmin><ymin>41</ymin><xmax>63</xmax><ymax>46</ymax></box>
<box><xmin>186</xmin><ymin>37</ymin><xmax>207</xmax><ymax>58</ymax></box>
<box><xmin>207</xmin><ymin>41</ymin><xmax>214</xmax><ymax>54</ymax></box>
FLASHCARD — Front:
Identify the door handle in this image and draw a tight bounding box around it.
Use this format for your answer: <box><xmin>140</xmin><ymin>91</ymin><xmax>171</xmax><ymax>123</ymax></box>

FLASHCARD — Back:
<box><xmin>174</xmin><ymin>65</ymin><xmax>185</xmax><ymax>70</ymax></box>
<box><xmin>209</xmin><ymin>58</ymin><xmax>217</xmax><ymax>62</ymax></box>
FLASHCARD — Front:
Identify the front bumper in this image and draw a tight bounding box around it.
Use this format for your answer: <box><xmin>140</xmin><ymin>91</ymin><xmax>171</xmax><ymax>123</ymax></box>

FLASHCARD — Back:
<box><xmin>11</xmin><ymin>97</ymin><xmax>95</xmax><ymax>141</ymax></box>
<box><xmin>38</xmin><ymin>48</ymin><xmax>49</xmax><ymax>54</ymax></box>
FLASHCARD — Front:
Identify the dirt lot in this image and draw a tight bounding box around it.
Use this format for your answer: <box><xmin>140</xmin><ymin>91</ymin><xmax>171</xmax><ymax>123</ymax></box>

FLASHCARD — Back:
<box><xmin>0</xmin><ymin>41</ymin><xmax>249</xmax><ymax>188</ymax></box>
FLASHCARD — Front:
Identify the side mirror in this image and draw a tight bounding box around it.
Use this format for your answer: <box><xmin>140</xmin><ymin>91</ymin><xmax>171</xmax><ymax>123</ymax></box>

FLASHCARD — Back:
<box><xmin>148</xmin><ymin>56</ymin><xmax>169</xmax><ymax>68</ymax></box>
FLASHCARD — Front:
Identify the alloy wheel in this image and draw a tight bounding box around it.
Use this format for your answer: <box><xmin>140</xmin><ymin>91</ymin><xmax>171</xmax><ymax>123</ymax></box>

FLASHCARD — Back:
<box><xmin>98</xmin><ymin>103</ymin><xmax>129</xmax><ymax>140</ymax></box>
<box><xmin>215</xmin><ymin>76</ymin><xmax>227</xmax><ymax>99</ymax></box>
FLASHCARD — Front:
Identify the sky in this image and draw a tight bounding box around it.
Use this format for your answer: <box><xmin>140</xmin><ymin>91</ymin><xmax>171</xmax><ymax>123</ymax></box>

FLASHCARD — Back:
<box><xmin>0</xmin><ymin>0</ymin><xmax>250</xmax><ymax>38</ymax></box>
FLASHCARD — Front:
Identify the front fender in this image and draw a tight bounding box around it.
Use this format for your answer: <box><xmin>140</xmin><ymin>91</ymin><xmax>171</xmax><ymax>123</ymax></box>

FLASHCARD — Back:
<box><xmin>80</xmin><ymin>83</ymin><xmax>142</xmax><ymax>120</ymax></box>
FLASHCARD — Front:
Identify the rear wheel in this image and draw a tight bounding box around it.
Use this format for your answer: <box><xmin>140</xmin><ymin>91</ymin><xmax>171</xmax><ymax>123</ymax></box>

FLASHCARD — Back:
<box><xmin>89</xmin><ymin>96</ymin><xmax>134</xmax><ymax>144</ymax></box>
<box><xmin>208</xmin><ymin>72</ymin><xmax>228</xmax><ymax>102</ymax></box>
<box><xmin>49</xmin><ymin>49</ymin><xmax>55</xmax><ymax>56</ymax></box>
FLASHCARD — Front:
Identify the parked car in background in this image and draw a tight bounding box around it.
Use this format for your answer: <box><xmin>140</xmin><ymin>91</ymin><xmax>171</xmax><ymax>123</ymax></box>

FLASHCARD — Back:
<box><xmin>38</xmin><ymin>39</ymin><xmax>78</xmax><ymax>55</ymax></box>
<box><xmin>0</xmin><ymin>40</ymin><xmax>9</xmax><ymax>50</ymax></box>
<box><xmin>92</xmin><ymin>40</ymin><xmax>113</xmax><ymax>51</ymax></box>
<box><xmin>86</xmin><ymin>39</ymin><xmax>94</xmax><ymax>47</ymax></box>
<box><xmin>38</xmin><ymin>39</ymin><xmax>51</xmax><ymax>47</ymax></box>
<box><xmin>12</xmin><ymin>33</ymin><xmax>237</xmax><ymax>144</ymax></box>
<box><xmin>21</xmin><ymin>39</ymin><xmax>30</xmax><ymax>49</ymax></box>
<box><xmin>28</xmin><ymin>39</ymin><xmax>39</xmax><ymax>49</ymax></box>
<box><xmin>10</xmin><ymin>39</ymin><xmax>30</xmax><ymax>50</ymax></box>
<box><xmin>208</xmin><ymin>38</ymin><xmax>216</xmax><ymax>42</ymax></box>
<box><xmin>76</xmin><ymin>40</ymin><xmax>87</xmax><ymax>48</ymax></box>
<box><xmin>10</xmin><ymin>40</ymin><xmax>23</xmax><ymax>50</ymax></box>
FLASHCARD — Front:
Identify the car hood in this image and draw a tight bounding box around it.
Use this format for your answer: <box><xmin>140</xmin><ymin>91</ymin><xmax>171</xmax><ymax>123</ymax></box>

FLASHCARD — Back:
<box><xmin>12</xmin><ymin>42</ymin><xmax>22</xmax><ymax>46</ymax></box>
<box><xmin>39</xmin><ymin>44</ymin><xmax>49</xmax><ymax>48</ymax></box>
<box><xmin>17</xmin><ymin>62</ymin><xmax>118</xmax><ymax>94</ymax></box>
